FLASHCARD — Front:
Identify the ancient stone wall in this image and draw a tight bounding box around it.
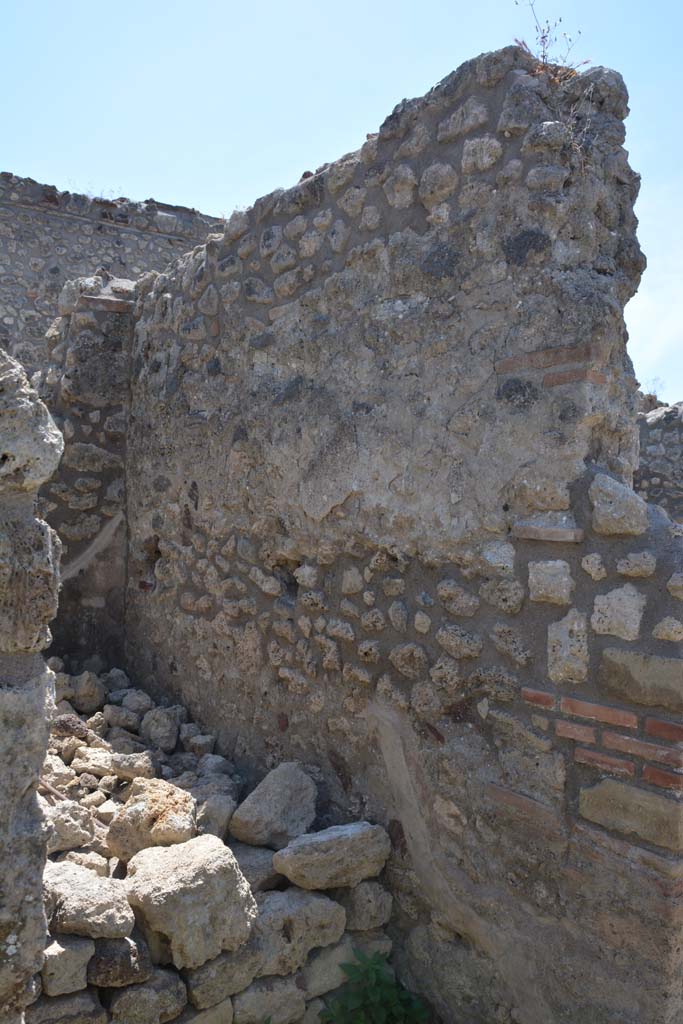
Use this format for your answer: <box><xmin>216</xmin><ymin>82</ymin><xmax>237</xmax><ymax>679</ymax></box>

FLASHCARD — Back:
<box><xmin>0</xmin><ymin>352</ymin><xmax>62</xmax><ymax>1022</ymax></box>
<box><xmin>635</xmin><ymin>402</ymin><xmax>683</xmax><ymax>521</ymax></box>
<box><xmin>37</xmin><ymin>46</ymin><xmax>683</xmax><ymax>1024</ymax></box>
<box><xmin>0</xmin><ymin>173</ymin><xmax>219</xmax><ymax>375</ymax></box>
<box><xmin>35</xmin><ymin>275</ymin><xmax>137</xmax><ymax>664</ymax></box>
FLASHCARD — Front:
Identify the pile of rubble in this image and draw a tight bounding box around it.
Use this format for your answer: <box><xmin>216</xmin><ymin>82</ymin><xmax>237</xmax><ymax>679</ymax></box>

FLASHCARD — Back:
<box><xmin>29</xmin><ymin>660</ymin><xmax>394</xmax><ymax>1024</ymax></box>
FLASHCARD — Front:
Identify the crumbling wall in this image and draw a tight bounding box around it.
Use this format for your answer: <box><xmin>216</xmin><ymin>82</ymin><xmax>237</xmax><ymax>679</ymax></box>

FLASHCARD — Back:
<box><xmin>0</xmin><ymin>173</ymin><xmax>219</xmax><ymax>375</ymax></box>
<box><xmin>35</xmin><ymin>275</ymin><xmax>136</xmax><ymax>664</ymax></box>
<box><xmin>0</xmin><ymin>352</ymin><xmax>62</xmax><ymax>1022</ymax></box>
<box><xmin>43</xmin><ymin>45</ymin><xmax>683</xmax><ymax>1023</ymax></box>
<box><xmin>635</xmin><ymin>402</ymin><xmax>683</xmax><ymax>521</ymax></box>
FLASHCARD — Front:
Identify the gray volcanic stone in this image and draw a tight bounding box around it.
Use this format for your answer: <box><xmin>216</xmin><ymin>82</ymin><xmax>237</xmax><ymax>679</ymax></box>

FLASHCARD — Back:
<box><xmin>229</xmin><ymin>762</ymin><xmax>316</xmax><ymax>849</ymax></box>
<box><xmin>232</xmin><ymin>977</ymin><xmax>305</xmax><ymax>1024</ymax></box>
<box><xmin>126</xmin><ymin>835</ymin><xmax>257</xmax><ymax>969</ymax></box>
<box><xmin>43</xmin><ymin>860</ymin><xmax>134</xmax><ymax>939</ymax></box>
<box><xmin>272</xmin><ymin>823</ymin><xmax>391</xmax><ymax>889</ymax></box>
<box><xmin>228</xmin><ymin>842</ymin><xmax>284</xmax><ymax>892</ymax></box>
<box><xmin>25</xmin><ymin>988</ymin><xmax>107</xmax><ymax>1023</ymax></box>
<box><xmin>140</xmin><ymin>708</ymin><xmax>180</xmax><ymax>753</ymax></box>
<box><xmin>86</xmin><ymin>935</ymin><xmax>153</xmax><ymax>987</ymax></box>
<box><xmin>107</xmin><ymin>967</ymin><xmax>187</xmax><ymax>1024</ymax></box>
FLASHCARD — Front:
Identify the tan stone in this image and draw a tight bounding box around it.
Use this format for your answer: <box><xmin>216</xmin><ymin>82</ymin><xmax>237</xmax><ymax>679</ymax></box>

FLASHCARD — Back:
<box><xmin>528</xmin><ymin>560</ymin><xmax>574</xmax><ymax>605</ymax></box>
<box><xmin>547</xmin><ymin>609</ymin><xmax>588</xmax><ymax>684</ymax></box>
<box><xmin>232</xmin><ymin>977</ymin><xmax>304</xmax><ymax>1024</ymax></box>
<box><xmin>589</xmin><ymin>474</ymin><xmax>648</xmax><ymax>535</ymax></box>
<box><xmin>107</xmin><ymin>777</ymin><xmax>197</xmax><ymax>861</ymax></box>
<box><xmin>599</xmin><ymin>648</ymin><xmax>683</xmax><ymax>712</ymax></box>
<box><xmin>273</xmin><ymin>822</ymin><xmax>390</xmax><ymax>889</ymax></box>
<box><xmin>579</xmin><ymin>779</ymin><xmax>683</xmax><ymax>851</ymax></box>
<box><xmin>591</xmin><ymin>584</ymin><xmax>646</xmax><ymax>641</ymax></box>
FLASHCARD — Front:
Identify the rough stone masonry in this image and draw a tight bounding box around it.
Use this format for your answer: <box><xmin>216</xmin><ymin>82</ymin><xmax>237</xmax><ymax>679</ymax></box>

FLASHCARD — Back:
<box><xmin>7</xmin><ymin>42</ymin><xmax>683</xmax><ymax>1024</ymax></box>
<box><xmin>0</xmin><ymin>174</ymin><xmax>219</xmax><ymax>375</ymax></box>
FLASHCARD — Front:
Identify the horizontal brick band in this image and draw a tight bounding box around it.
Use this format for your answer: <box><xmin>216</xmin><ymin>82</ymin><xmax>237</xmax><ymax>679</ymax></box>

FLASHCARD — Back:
<box><xmin>495</xmin><ymin>343</ymin><xmax>594</xmax><ymax>374</ymax></box>
<box><xmin>556</xmin><ymin>720</ymin><xmax>596</xmax><ymax>744</ymax></box>
<box><xmin>643</xmin><ymin>765</ymin><xmax>683</xmax><ymax>793</ymax></box>
<box><xmin>560</xmin><ymin>697</ymin><xmax>638</xmax><ymax>730</ymax></box>
<box><xmin>603</xmin><ymin>732</ymin><xmax>683</xmax><ymax>768</ymax></box>
<box><xmin>574</xmin><ymin>747</ymin><xmax>635</xmax><ymax>777</ymax></box>
<box><xmin>645</xmin><ymin>718</ymin><xmax>683</xmax><ymax>744</ymax></box>
<box><xmin>522</xmin><ymin>687</ymin><xmax>556</xmax><ymax>709</ymax></box>
<box><xmin>543</xmin><ymin>368</ymin><xmax>608</xmax><ymax>387</ymax></box>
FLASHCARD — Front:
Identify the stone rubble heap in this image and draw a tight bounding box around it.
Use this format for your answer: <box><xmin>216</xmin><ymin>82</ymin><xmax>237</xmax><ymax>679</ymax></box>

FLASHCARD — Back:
<box><xmin>28</xmin><ymin>660</ymin><xmax>394</xmax><ymax>1024</ymax></box>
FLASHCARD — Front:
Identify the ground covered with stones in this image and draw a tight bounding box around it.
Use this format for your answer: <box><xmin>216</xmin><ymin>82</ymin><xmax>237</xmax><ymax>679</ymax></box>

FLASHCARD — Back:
<box><xmin>29</xmin><ymin>659</ymin><xmax>394</xmax><ymax>1024</ymax></box>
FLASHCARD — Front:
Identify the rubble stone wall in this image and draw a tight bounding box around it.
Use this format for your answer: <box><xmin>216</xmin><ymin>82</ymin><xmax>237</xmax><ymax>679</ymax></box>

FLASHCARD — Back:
<box><xmin>636</xmin><ymin>402</ymin><xmax>683</xmax><ymax>521</ymax></box>
<box><xmin>35</xmin><ymin>277</ymin><xmax>136</xmax><ymax>664</ymax></box>
<box><xmin>0</xmin><ymin>173</ymin><xmax>219</xmax><ymax>375</ymax></box>
<box><xmin>0</xmin><ymin>352</ymin><xmax>63</xmax><ymax>1022</ymax></box>
<box><xmin>39</xmin><ymin>46</ymin><xmax>683</xmax><ymax>1024</ymax></box>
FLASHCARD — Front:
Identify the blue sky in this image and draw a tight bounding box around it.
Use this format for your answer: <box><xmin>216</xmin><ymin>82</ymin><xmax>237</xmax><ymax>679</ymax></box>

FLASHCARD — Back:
<box><xmin>3</xmin><ymin>0</ymin><xmax>681</xmax><ymax>401</ymax></box>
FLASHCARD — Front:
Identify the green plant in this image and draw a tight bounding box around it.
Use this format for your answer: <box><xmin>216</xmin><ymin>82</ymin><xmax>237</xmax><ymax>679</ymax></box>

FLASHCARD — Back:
<box><xmin>320</xmin><ymin>949</ymin><xmax>430</xmax><ymax>1024</ymax></box>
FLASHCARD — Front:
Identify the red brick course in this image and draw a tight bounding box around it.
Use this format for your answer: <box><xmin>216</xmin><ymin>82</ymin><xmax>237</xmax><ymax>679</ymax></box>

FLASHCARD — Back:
<box><xmin>574</xmin><ymin>747</ymin><xmax>635</xmax><ymax>777</ymax></box>
<box><xmin>603</xmin><ymin>732</ymin><xmax>683</xmax><ymax>768</ymax></box>
<box><xmin>643</xmin><ymin>765</ymin><xmax>683</xmax><ymax>793</ymax></box>
<box><xmin>556</xmin><ymin>721</ymin><xmax>596</xmax><ymax>744</ymax></box>
<box><xmin>522</xmin><ymin>688</ymin><xmax>556</xmax><ymax>709</ymax></box>
<box><xmin>560</xmin><ymin>698</ymin><xmax>638</xmax><ymax>730</ymax></box>
<box><xmin>645</xmin><ymin>718</ymin><xmax>683</xmax><ymax>744</ymax></box>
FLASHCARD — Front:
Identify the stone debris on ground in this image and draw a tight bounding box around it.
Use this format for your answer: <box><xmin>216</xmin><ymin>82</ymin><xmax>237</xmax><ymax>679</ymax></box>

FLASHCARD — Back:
<box><xmin>28</xmin><ymin>659</ymin><xmax>393</xmax><ymax>1023</ymax></box>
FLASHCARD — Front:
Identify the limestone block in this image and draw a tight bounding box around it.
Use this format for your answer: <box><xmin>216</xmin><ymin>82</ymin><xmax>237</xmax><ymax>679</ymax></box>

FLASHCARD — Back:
<box><xmin>667</xmin><ymin>573</ymin><xmax>683</xmax><ymax>600</ymax></box>
<box><xmin>41</xmin><ymin>935</ymin><xmax>95</xmax><ymax>997</ymax></box>
<box><xmin>182</xmin><ymin>942</ymin><xmax>262</xmax><ymax>1008</ymax></box>
<box><xmin>229</xmin><ymin>762</ymin><xmax>316</xmax><ymax>850</ymax></box>
<box><xmin>461</xmin><ymin>136</ymin><xmax>503</xmax><ymax>173</ymax></box>
<box><xmin>437</xmin><ymin>97</ymin><xmax>489</xmax><ymax>141</ymax></box>
<box><xmin>126</xmin><ymin>835</ymin><xmax>257</xmax><ymax>969</ymax></box>
<box><xmin>303</xmin><ymin>999</ymin><xmax>325</xmax><ymax>1024</ymax></box>
<box><xmin>616</xmin><ymin>551</ymin><xmax>656</xmax><ymax>578</ymax></box>
<box><xmin>121</xmin><ymin>688</ymin><xmax>155</xmax><ymax>715</ymax></box>
<box><xmin>435</xmin><ymin>579</ymin><xmax>479</xmax><ymax>617</ymax></box>
<box><xmin>43</xmin><ymin>798</ymin><xmax>94</xmax><ymax>854</ymax></box>
<box><xmin>253</xmin><ymin>889</ymin><xmax>346</xmax><ymax>976</ymax></box>
<box><xmin>302</xmin><ymin>934</ymin><xmax>356</xmax><ymax>999</ymax></box>
<box><xmin>330</xmin><ymin>881</ymin><xmax>393</xmax><ymax>930</ymax></box>
<box><xmin>272</xmin><ymin>823</ymin><xmax>391</xmax><ymax>889</ymax></box>
<box><xmin>528</xmin><ymin>561</ymin><xmax>574</xmax><ymax>605</ymax></box>
<box><xmin>232</xmin><ymin>977</ymin><xmax>305</xmax><ymax>1024</ymax></box>
<box><xmin>579</xmin><ymin>779</ymin><xmax>683</xmax><ymax>851</ymax></box>
<box><xmin>547</xmin><ymin>609</ymin><xmax>588</xmax><ymax>684</ymax></box>
<box><xmin>58</xmin><ymin>851</ymin><xmax>108</xmax><ymax>877</ymax></box>
<box><xmin>589</xmin><ymin>474</ymin><xmax>648</xmax><ymax>535</ymax></box>
<box><xmin>86</xmin><ymin>935</ymin><xmax>153</xmax><ymax>987</ymax></box>
<box><xmin>103</xmin><ymin>703</ymin><xmax>141</xmax><ymax>732</ymax></box>
<box><xmin>0</xmin><ymin>514</ymin><xmax>61</xmax><ymax>653</ymax></box>
<box><xmin>70</xmin><ymin>748</ymin><xmax>156</xmax><ymax>781</ymax></box>
<box><xmin>591</xmin><ymin>584</ymin><xmax>646</xmax><ymax>641</ymax></box>
<box><xmin>435</xmin><ymin>624</ymin><xmax>482</xmax><ymax>660</ymax></box>
<box><xmin>24</xmin><ymin>988</ymin><xmax>107</xmax><ymax>1024</ymax></box>
<box><xmin>228</xmin><ymin>843</ymin><xmax>284</xmax><ymax>892</ymax></box>
<box><xmin>599</xmin><ymin>648</ymin><xmax>683</xmax><ymax>712</ymax></box>
<box><xmin>0</xmin><ymin>351</ymin><xmax>63</xmax><ymax>493</ymax></box>
<box><xmin>107</xmin><ymin>777</ymin><xmax>197</xmax><ymax>861</ymax></box>
<box><xmin>44</xmin><ymin>861</ymin><xmax>134</xmax><ymax>939</ymax></box>
<box><xmin>388</xmin><ymin>643</ymin><xmax>428</xmax><ymax>680</ymax></box>
<box><xmin>581</xmin><ymin>553</ymin><xmax>607</xmax><ymax>581</ymax></box>
<box><xmin>107</xmin><ymin>967</ymin><xmax>187</xmax><ymax>1024</ymax></box>
<box><xmin>68</xmin><ymin>673</ymin><xmax>106</xmax><ymax>715</ymax></box>
<box><xmin>653</xmin><ymin>617</ymin><xmax>683</xmax><ymax>642</ymax></box>
<box><xmin>176</xmin><ymin>997</ymin><xmax>234</xmax><ymax>1023</ymax></box>
<box><xmin>140</xmin><ymin>708</ymin><xmax>180</xmax><ymax>753</ymax></box>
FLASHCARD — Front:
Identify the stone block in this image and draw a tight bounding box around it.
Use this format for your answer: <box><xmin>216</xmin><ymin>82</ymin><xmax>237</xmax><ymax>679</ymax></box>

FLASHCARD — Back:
<box><xmin>126</xmin><ymin>835</ymin><xmax>257</xmax><ymax>969</ymax></box>
<box><xmin>107</xmin><ymin>777</ymin><xmax>197</xmax><ymax>861</ymax></box>
<box><xmin>591</xmin><ymin>583</ymin><xmax>646</xmax><ymax>641</ymax></box>
<box><xmin>272</xmin><ymin>822</ymin><xmax>391</xmax><ymax>889</ymax></box>
<box><xmin>547</xmin><ymin>609</ymin><xmax>588</xmax><ymax>684</ymax></box>
<box><xmin>232</xmin><ymin>977</ymin><xmax>305</xmax><ymax>1024</ymax></box>
<box><xmin>43</xmin><ymin>861</ymin><xmax>134</xmax><ymax>939</ymax></box>
<box><xmin>86</xmin><ymin>935</ymin><xmax>153</xmax><ymax>987</ymax></box>
<box><xmin>579</xmin><ymin>779</ymin><xmax>683</xmax><ymax>851</ymax></box>
<box><xmin>589</xmin><ymin>474</ymin><xmax>648</xmax><ymax>535</ymax></box>
<box><xmin>25</xmin><ymin>988</ymin><xmax>107</xmax><ymax>1024</ymax></box>
<box><xmin>229</xmin><ymin>762</ymin><xmax>316</xmax><ymax>849</ymax></box>
<box><xmin>528</xmin><ymin>560</ymin><xmax>574</xmax><ymax>605</ymax></box>
<box><xmin>599</xmin><ymin>648</ymin><xmax>683</xmax><ymax>712</ymax></box>
<box><xmin>41</xmin><ymin>935</ymin><xmax>94</xmax><ymax>997</ymax></box>
<box><xmin>107</xmin><ymin>967</ymin><xmax>187</xmax><ymax>1024</ymax></box>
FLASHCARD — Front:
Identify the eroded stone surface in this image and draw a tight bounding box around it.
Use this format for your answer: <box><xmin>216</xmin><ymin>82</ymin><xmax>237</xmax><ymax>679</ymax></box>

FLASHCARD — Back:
<box><xmin>272</xmin><ymin>823</ymin><xmax>391</xmax><ymax>889</ymax></box>
<box><xmin>229</xmin><ymin>763</ymin><xmax>316</xmax><ymax>850</ymax></box>
<box><xmin>126</xmin><ymin>835</ymin><xmax>257</xmax><ymax>969</ymax></box>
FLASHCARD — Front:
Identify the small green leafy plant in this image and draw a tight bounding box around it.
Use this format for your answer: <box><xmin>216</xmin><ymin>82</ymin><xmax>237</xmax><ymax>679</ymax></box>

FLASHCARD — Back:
<box><xmin>320</xmin><ymin>949</ymin><xmax>430</xmax><ymax>1024</ymax></box>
